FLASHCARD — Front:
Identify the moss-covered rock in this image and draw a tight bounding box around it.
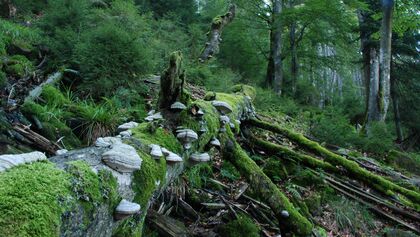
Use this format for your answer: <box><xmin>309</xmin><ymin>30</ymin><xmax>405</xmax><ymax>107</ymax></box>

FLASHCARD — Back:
<box><xmin>0</xmin><ymin>162</ymin><xmax>72</xmax><ymax>237</ymax></box>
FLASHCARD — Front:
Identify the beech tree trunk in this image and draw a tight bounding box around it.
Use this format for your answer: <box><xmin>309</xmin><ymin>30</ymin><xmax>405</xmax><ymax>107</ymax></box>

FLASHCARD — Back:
<box><xmin>290</xmin><ymin>22</ymin><xmax>298</xmax><ymax>96</ymax></box>
<box><xmin>367</xmin><ymin>48</ymin><xmax>380</xmax><ymax>126</ymax></box>
<box><xmin>378</xmin><ymin>0</ymin><xmax>394</xmax><ymax>121</ymax></box>
<box><xmin>265</xmin><ymin>0</ymin><xmax>283</xmax><ymax>95</ymax></box>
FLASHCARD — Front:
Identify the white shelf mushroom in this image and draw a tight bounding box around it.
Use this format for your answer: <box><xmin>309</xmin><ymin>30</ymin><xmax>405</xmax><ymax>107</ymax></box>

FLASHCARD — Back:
<box><xmin>145</xmin><ymin>112</ymin><xmax>163</xmax><ymax>122</ymax></box>
<box><xmin>190</xmin><ymin>152</ymin><xmax>211</xmax><ymax>162</ymax></box>
<box><xmin>170</xmin><ymin>102</ymin><xmax>187</xmax><ymax>111</ymax></box>
<box><xmin>102</xmin><ymin>143</ymin><xmax>142</xmax><ymax>173</ymax></box>
<box><xmin>149</xmin><ymin>144</ymin><xmax>163</xmax><ymax>160</ymax></box>
<box><xmin>212</xmin><ymin>101</ymin><xmax>233</xmax><ymax>114</ymax></box>
<box><xmin>161</xmin><ymin>147</ymin><xmax>171</xmax><ymax>156</ymax></box>
<box><xmin>119</xmin><ymin>130</ymin><xmax>132</xmax><ymax>138</ymax></box>
<box><xmin>210</xmin><ymin>137</ymin><xmax>221</xmax><ymax>147</ymax></box>
<box><xmin>176</xmin><ymin>130</ymin><xmax>198</xmax><ymax>149</ymax></box>
<box><xmin>114</xmin><ymin>199</ymin><xmax>141</xmax><ymax>220</ymax></box>
<box><xmin>95</xmin><ymin>137</ymin><xmax>122</xmax><ymax>147</ymax></box>
<box><xmin>0</xmin><ymin>152</ymin><xmax>47</xmax><ymax>172</ymax></box>
<box><xmin>166</xmin><ymin>152</ymin><xmax>183</xmax><ymax>163</ymax></box>
<box><xmin>117</xmin><ymin>121</ymin><xmax>139</xmax><ymax>132</ymax></box>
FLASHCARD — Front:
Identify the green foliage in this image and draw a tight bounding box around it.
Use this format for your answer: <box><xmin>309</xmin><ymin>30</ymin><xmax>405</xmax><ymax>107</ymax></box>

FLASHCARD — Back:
<box><xmin>0</xmin><ymin>19</ymin><xmax>41</xmax><ymax>53</ymax></box>
<box><xmin>11</xmin><ymin>0</ymin><xmax>47</xmax><ymax>16</ymax></box>
<box><xmin>330</xmin><ymin>197</ymin><xmax>375</xmax><ymax>235</ymax></box>
<box><xmin>69</xmin><ymin>99</ymin><xmax>126</xmax><ymax>144</ymax></box>
<box><xmin>219</xmin><ymin>214</ymin><xmax>260</xmax><ymax>237</ymax></box>
<box><xmin>364</xmin><ymin>122</ymin><xmax>394</xmax><ymax>154</ymax></box>
<box><xmin>187</xmin><ymin>63</ymin><xmax>240</xmax><ymax>92</ymax></box>
<box><xmin>4</xmin><ymin>55</ymin><xmax>34</xmax><ymax>77</ymax></box>
<box><xmin>310</xmin><ymin>108</ymin><xmax>359</xmax><ymax>148</ymax></box>
<box><xmin>75</xmin><ymin>21</ymin><xmax>152</xmax><ymax>98</ymax></box>
<box><xmin>0</xmin><ymin>162</ymin><xmax>72</xmax><ymax>237</ymax></box>
<box><xmin>185</xmin><ymin>163</ymin><xmax>213</xmax><ymax>188</ymax></box>
<box><xmin>220</xmin><ymin>161</ymin><xmax>240</xmax><ymax>181</ymax></box>
<box><xmin>0</xmin><ymin>71</ymin><xmax>6</xmax><ymax>89</ymax></box>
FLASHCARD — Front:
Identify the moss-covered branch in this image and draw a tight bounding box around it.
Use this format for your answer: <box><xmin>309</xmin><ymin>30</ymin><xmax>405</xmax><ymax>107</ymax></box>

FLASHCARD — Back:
<box><xmin>249</xmin><ymin>134</ymin><xmax>338</xmax><ymax>172</ymax></box>
<box><xmin>199</xmin><ymin>4</ymin><xmax>236</xmax><ymax>62</ymax></box>
<box><xmin>246</xmin><ymin>118</ymin><xmax>420</xmax><ymax>204</ymax></box>
<box><xmin>220</xmin><ymin>128</ymin><xmax>313</xmax><ymax>236</ymax></box>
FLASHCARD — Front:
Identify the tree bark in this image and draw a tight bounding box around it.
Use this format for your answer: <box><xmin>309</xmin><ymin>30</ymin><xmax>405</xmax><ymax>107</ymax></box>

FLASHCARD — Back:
<box><xmin>378</xmin><ymin>0</ymin><xmax>394</xmax><ymax>121</ymax></box>
<box><xmin>199</xmin><ymin>4</ymin><xmax>236</xmax><ymax>62</ymax></box>
<box><xmin>159</xmin><ymin>51</ymin><xmax>185</xmax><ymax>109</ymax></box>
<box><xmin>290</xmin><ymin>22</ymin><xmax>298</xmax><ymax>96</ymax></box>
<box><xmin>0</xmin><ymin>0</ymin><xmax>16</xmax><ymax>18</ymax></box>
<box><xmin>265</xmin><ymin>0</ymin><xmax>283</xmax><ymax>95</ymax></box>
<box><xmin>367</xmin><ymin>48</ymin><xmax>380</xmax><ymax>125</ymax></box>
<box><xmin>391</xmin><ymin>70</ymin><xmax>403</xmax><ymax>142</ymax></box>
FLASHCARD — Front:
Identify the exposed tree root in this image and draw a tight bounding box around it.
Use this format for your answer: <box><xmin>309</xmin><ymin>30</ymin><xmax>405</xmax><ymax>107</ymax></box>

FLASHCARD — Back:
<box><xmin>220</xmin><ymin>128</ymin><xmax>313</xmax><ymax>236</ymax></box>
<box><xmin>245</xmin><ymin>118</ymin><xmax>420</xmax><ymax>205</ymax></box>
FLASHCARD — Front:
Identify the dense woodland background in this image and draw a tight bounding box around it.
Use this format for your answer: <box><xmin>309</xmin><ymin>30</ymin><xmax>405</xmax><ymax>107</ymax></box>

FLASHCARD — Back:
<box><xmin>0</xmin><ymin>0</ymin><xmax>419</xmax><ymax>236</ymax></box>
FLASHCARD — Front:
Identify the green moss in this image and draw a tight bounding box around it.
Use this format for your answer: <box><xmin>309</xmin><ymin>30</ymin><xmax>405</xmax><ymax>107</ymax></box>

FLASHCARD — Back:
<box><xmin>204</xmin><ymin>91</ymin><xmax>216</xmax><ymax>101</ymax></box>
<box><xmin>185</xmin><ymin>163</ymin><xmax>213</xmax><ymax>188</ymax></box>
<box><xmin>132</xmin><ymin>123</ymin><xmax>182</xmax><ymax>154</ymax></box>
<box><xmin>178</xmin><ymin>100</ymin><xmax>220</xmax><ymax>151</ymax></box>
<box><xmin>4</xmin><ymin>55</ymin><xmax>34</xmax><ymax>77</ymax></box>
<box><xmin>220</xmin><ymin>128</ymin><xmax>313</xmax><ymax>236</ymax></box>
<box><xmin>219</xmin><ymin>214</ymin><xmax>260</xmax><ymax>237</ymax></box>
<box><xmin>0</xmin><ymin>162</ymin><xmax>72</xmax><ymax>237</ymax></box>
<box><xmin>248</xmin><ymin>118</ymin><xmax>420</xmax><ymax>204</ymax></box>
<box><xmin>133</xmin><ymin>151</ymin><xmax>166</xmax><ymax>208</ymax></box>
<box><xmin>41</xmin><ymin>85</ymin><xmax>70</xmax><ymax>107</ymax></box>
<box><xmin>263</xmin><ymin>158</ymin><xmax>288</xmax><ymax>182</ymax></box>
<box><xmin>230</xmin><ymin>84</ymin><xmax>256</xmax><ymax>101</ymax></box>
<box><xmin>115</xmin><ymin>151</ymin><xmax>166</xmax><ymax>237</ymax></box>
<box><xmin>98</xmin><ymin>169</ymin><xmax>120</xmax><ymax>211</ymax></box>
<box><xmin>21</xmin><ymin>100</ymin><xmax>81</xmax><ymax>149</ymax></box>
<box><xmin>66</xmin><ymin>160</ymin><xmax>103</xmax><ymax>225</ymax></box>
<box><xmin>220</xmin><ymin>160</ymin><xmax>240</xmax><ymax>181</ymax></box>
<box><xmin>212</xmin><ymin>16</ymin><xmax>223</xmax><ymax>26</ymax></box>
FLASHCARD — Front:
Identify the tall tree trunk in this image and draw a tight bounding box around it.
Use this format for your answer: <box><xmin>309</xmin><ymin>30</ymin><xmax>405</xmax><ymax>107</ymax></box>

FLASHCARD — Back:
<box><xmin>357</xmin><ymin>10</ymin><xmax>372</xmax><ymax>122</ymax></box>
<box><xmin>367</xmin><ymin>48</ymin><xmax>380</xmax><ymax>127</ymax></box>
<box><xmin>265</xmin><ymin>0</ymin><xmax>283</xmax><ymax>95</ymax></box>
<box><xmin>290</xmin><ymin>22</ymin><xmax>298</xmax><ymax>96</ymax></box>
<box><xmin>378</xmin><ymin>0</ymin><xmax>394</xmax><ymax>121</ymax></box>
<box><xmin>391</xmin><ymin>65</ymin><xmax>403</xmax><ymax>142</ymax></box>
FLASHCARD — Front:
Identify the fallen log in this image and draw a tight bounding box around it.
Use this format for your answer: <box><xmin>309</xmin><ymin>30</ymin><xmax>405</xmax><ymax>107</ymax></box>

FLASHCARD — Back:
<box><xmin>246</xmin><ymin>118</ymin><xmax>420</xmax><ymax>205</ymax></box>
<box><xmin>220</xmin><ymin>128</ymin><xmax>313</xmax><ymax>236</ymax></box>
<box><xmin>13</xmin><ymin>123</ymin><xmax>61</xmax><ymax>155</ymax></box>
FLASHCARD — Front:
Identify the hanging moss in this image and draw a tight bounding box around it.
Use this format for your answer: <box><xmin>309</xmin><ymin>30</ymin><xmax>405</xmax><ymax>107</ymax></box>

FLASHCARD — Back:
<box><xmin>247</xmin><ymin>118</ymin><xmax>420</xmax><ymax>204</ymax></box>
<box><xmin>0</xmin><ymin>162</ymin><xmax>73</xmax><ymax>237</ymax></box>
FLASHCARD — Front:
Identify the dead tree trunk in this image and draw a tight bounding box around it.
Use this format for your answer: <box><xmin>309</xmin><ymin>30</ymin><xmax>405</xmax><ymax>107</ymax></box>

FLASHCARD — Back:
<box><xmin>159</xmin><ymin>51</ymin><xmax>185</xmax><ymax>109</ymax></box>
<box><xmin>199</xmin><ymin>4</ymin><xmax>236</xmax><ymax>62</ymax></box>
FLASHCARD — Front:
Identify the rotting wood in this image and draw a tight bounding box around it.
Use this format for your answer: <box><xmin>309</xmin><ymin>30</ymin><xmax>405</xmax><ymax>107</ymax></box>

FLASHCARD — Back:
<box><xmin>147</xmin><ymin>210</ymin><xmax>189</xmax><ymax>237</ymax></box>
<box><xmin>12</xmin><ymin>123</ymin><xmax>61</xmax><ymax>155</ymax></box>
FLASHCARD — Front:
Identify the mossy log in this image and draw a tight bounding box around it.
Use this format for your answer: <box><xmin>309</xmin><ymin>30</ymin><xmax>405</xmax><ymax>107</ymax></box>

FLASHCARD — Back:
<box><xmin>220</xmin><ymin>128</ymin><xmax>313</xmax><ymax>236</ymax></box>
<box><xmin>199</xmin><ymin>4</ymin><xmax>236</xmax><ymax>62</ymax></box>
<box><xmin>246</xmin><ymin>118</ymin><xmax>420</xmax><ymax>204</ymax></box>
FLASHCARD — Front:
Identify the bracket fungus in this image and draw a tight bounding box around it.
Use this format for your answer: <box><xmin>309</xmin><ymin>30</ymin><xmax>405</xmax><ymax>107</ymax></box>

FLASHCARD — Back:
<box><xmin>145</xmin><ymin>112</ymin><xmax>163</xmax><ymax>122</ymax></box>
<box><xmin>190</xmin><ymin>152</ymin><xmax>211</xmax><ymax>162</ymax></box>
<box><xmin>102</xmin><ymin>143</ymin><xmax>142</xmax><ymax>173</ymax></box>
<box><xmin>170</xmin><ymin>102</ymin><xmax>187</xmax><ymax>111</ymax></box>
<box><xmin>161</xmin><ymin>147</ymin><xmax>171</xmax><ymax>156</ymax></box>
<box><xmin>176</xmin><ymin>130</ymin><xmax>198</xmax><ymax>149</ymax></box>
<box><xmin>166</xmin><ymin>152</ymin><xmax>183</xmax><ymax>163</ymax></box>
<box><xmin>212</xmin><ymin>101</ymin><xmax>233</xmax><ymax>114</ymax></box>
<box><xmin>114</xmin><ymin>199</ymin><xmax>141</xmax><ymax>221</ymax></box>
<box><xmin>117</xmin><ymin>121</ymin><xmax>139</xmax><ymax>132</ymax></box>
<box><xmin>95</xmin><ymin>137</ymin><xmax>122</xmax><ymax>147</ymax></box>
<box><xmin>149</xmin><ymin>144</ymin><xmax>163</xmax><ymax>160</ymax></box>
<box><xmin>119</xmin><ymin>130</ymin><xmax>132</xmax><ymax>138</ymax></box>
<box><xmin>0</xmin><ymin>152</ymin><xmax>47</xmax><ymax>172</ymax></box>
<box><xmin>210</xmin><ymin>137</ymin><xmax>221</xmax><ymax>147</ymax></box>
